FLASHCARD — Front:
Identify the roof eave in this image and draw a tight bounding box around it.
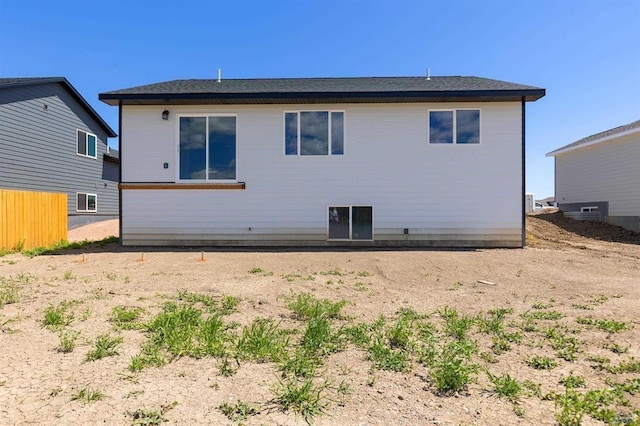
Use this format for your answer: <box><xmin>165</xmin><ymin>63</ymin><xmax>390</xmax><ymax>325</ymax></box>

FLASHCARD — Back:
<box><xmin>546</xmin><ymin>126</ymin><xmax>640</xmax><ymax>157</ymax></box>
<box><xmin>99</xmin><ymin>89</ymin><xmax>545</xmax><ymax>106</ymax></box>
<box><xmin>2</xmin><ymin>77</ymin><xmax>117</xmax><ymax>137</ymax></box>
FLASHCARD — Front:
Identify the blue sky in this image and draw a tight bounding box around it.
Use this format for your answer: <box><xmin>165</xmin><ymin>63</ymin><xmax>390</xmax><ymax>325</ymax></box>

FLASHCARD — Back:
<box><xmin>1</xmin><ymin>0</ymin><xmax>638</xmax><ymax>198</ymax></box>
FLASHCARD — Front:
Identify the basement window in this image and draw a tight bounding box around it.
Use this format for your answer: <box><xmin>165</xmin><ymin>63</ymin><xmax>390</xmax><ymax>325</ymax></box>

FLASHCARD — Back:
<box><xmin>77</xmin><ymin>130</ymin><xmax>97</xmax><ymax>158</ymax></box>
<box><xmin>429</xmin><ymin>109</ymin><xmax>480</xmax><ymax>144</ymax></box>
<box><xmin>77</xmin><ymin>193</ymin><xmax>97</xmax><ymax>213</ymax></box>
<box><xmin>285</xmin><ymin>111</ymin><xmax>344</xmax><ymax>155</ymax></box>
<box><xmin>581</xmin><ymin>206</ymin><xmax>599</xmax><ymax>212</ymax></box>
<box><xmin>328</xmin><ymin>206</ymin><xmax>373</xmax><ymax>240</ymax></box>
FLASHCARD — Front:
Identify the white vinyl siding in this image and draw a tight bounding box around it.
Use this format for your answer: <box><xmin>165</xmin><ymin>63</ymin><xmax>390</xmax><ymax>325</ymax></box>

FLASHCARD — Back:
<box><xmin>120</xmin><ymin>102</ymin><xmax>522</xmax><ymax>246</ymax></box>
<box><xmin>555</xmin><ymin>134</ymin><xmax>640</xmax><ymax>216</ymax></box>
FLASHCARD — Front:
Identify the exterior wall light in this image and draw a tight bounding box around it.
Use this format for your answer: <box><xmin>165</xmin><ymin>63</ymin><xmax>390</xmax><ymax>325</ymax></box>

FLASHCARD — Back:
<box><xmin>161</xmin><ymin>110</ymin><xmax>169</xmax><ymax>120</ymax></box>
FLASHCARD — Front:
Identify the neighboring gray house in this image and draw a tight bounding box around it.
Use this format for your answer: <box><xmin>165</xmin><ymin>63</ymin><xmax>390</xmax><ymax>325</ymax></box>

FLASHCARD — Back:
<box><xmin>0</xmin><ymin>77</ymin><xmax>118</xmax><ymax>224</ymax></box>
<box><xmin>546</xmin><ymin>119</ymin><xmax>640</xmax><ymax>232</ymax></box>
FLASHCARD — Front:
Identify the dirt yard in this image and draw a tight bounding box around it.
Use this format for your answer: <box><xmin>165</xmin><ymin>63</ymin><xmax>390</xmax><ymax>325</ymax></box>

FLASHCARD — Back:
<box><xmin>1</xmin><ymin>212</ymin><xmax>638</xmax><ymax>425</ymax></box>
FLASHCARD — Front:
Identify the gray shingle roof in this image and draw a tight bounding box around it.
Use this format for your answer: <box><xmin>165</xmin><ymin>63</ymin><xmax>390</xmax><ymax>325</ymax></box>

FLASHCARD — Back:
<box><xmin>0</xmin><ymin>77</ymin><xmax>117</xmax><ymax>137</ymax></box>
<box><xmin>546</xmin><ymin>119</ymin><xmax>640</xmax><ymax>156</ymax></box>
<box><xmin>99</xmin><ymin>76</ymin><xmax>545</xmax><ymax>106</ymax></box>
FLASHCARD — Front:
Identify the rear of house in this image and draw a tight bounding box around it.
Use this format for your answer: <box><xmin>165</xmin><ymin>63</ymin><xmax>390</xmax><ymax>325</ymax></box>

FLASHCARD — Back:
<box><xmin>100</xmin><ymin>76</ymin><xmax>545</xmax><ymax>247</ymax></box>
<box><xmin>0</xmin><ymin>78</ymin><xmax>118</xmax><ymax>223</ymax></box>
<box><xmin>547</xmin><ymin>119</ymin><xmax>640</xmax><ymax>232</ymax></box>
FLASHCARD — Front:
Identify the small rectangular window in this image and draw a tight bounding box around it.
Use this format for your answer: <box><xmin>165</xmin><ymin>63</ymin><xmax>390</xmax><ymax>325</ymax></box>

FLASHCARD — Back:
<box><xmin>331</xmin><ymin>112</ymin><xmax>344</xmax><ymax>155</ymax></box>
<box><xmin>77</xmin><ymin>131</ymin><xmax>87</xmax><ymax>155</ymax></box>
<box><xmin>285</xmin><ymin>111</ymin><xmax>344</xmax><ymax>156</ymax></box>
<box><xmin>285</xmin><ymin>113</ymin><xmax>298</xmax><ymax>155</ymax></box>
<box><xmin>429</xmin><ymin>110</ymin><xmax>480</xmax><ymax>144</ymax></box>
<box><xmin>77</xmin><ymin>130</ymin><xmax>98</xmax><ymax>158</ymax></box>
<box><xmin>76</xmin><ymin>193</ymin><xmax>97</xmax><ymax>212</ymax></box>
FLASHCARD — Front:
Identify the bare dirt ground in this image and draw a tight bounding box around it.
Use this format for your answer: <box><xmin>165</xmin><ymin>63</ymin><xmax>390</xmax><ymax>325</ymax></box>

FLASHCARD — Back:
<box><xmin>1</xmin><ymin>213</ymin><xmax>638</xmax><ymax>425</ymax></box>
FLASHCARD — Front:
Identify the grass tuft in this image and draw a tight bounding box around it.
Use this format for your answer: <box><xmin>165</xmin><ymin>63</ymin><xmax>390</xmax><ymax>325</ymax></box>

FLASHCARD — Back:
<box><xmin>86</xmin><ymin>333</ymin><xmax>123</xmax><ymax>361</ymax></box>
<box><xmin>70</xmin><ymin>386</ymin><xmax>105</xmax><ymax>403</ymax></box>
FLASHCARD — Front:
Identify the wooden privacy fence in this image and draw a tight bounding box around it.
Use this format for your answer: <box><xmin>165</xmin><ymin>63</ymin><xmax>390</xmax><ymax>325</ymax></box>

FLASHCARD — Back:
<box><xmin>0</xmin><ymin>189</ymin><xmax>67</xmax><ymax>250</ymax></box>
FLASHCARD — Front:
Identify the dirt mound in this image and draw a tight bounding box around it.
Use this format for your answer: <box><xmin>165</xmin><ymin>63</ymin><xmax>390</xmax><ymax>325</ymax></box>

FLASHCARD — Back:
<box><xmin>526</xmin><ymin>210</ymin><xmax>639</xmax><ymax>255</ymax></box>
<box><xmin>67</xmin><ymin>219</ymin><xmax>119</xmax><ymax>242</ymax></box>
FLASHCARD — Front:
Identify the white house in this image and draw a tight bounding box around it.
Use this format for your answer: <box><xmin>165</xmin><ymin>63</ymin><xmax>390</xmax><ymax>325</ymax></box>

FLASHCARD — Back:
<box><xmin>99</xmin><ymin>76</ymin><xmax>545</xmax><ymax>247</ymax></box>
<box><xmin>546</xmin><ymin>119</ymin><xmax>640</xmax><ymax>232</ymax></box>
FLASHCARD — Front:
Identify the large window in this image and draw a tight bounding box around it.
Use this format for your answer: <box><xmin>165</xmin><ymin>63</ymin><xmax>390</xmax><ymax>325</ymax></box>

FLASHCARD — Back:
<box><xmin>77</xmin><ymin>130</ymin><xmax>97</xmax><ymax>158</ymax></box>
<box><xmin>285</xmin><ymin>111</ymin><xmax>344</xmax><ymax>155</ymax></box>
<box><xmin>328</xmin><ymin>206</ymin><xmax>373</xmax><ymax>240</ymax></box>
<box><xmin>76</xmin><ymin>193</ymin><xmax>97</xmax><ymax>213</ymax></box>
<box><xmin>179</xmin><ymin>115</ymin><xmax>237</xmax><ymax>180</ymax></box>
<box><xmin>429</xmin><ymin>110</ymin><xmax>480</xmax><ymax>144</ymax></box>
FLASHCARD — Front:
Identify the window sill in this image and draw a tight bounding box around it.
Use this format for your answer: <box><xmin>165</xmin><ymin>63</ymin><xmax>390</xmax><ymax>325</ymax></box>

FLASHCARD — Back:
<box><xmin>119</xmin><ymin>182</ymin><xmax>246</xmax><ymax>190</ymax></box>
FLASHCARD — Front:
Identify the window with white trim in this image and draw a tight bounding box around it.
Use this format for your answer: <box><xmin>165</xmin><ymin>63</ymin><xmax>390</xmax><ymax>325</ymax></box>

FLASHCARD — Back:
<box><xmin>429</xmin><ymin>109</ymin><xmax>480</xmax><ymax>144</ymax></box>
<box><xmin>77</xmin><ymin>130</ymin><xmax>97</xmax><ymax>158</ymax></box>
<box><xmin>581</xmin><ymin>206</ymin><xmax>599</xmax><ymax>212</ymax></box>
<box><xmin>285</xmin><ymin>111</ymin><xmax>344</xmax><ymax>155</ymax></box>
<box><xmin>328</xmin><ymin>206</ymin><xmax>372</xmax><ymax>240</ymax></box>
<box><xmin>179</xmin><ymin>115</ymin><xmax>237</xmax><ymax>180</ymax></box>
<box><xmin>77</xmin><ymin>193</ymin><xmax>97</xmax><ymax>212</ymax></box>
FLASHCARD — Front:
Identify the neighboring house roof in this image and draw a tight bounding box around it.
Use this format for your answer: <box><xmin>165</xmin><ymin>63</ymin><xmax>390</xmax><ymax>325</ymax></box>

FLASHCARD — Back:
<box><xmin>0</xmin><ymin>77</ymin><xmax>117</xmax><ymax>137</ymax></box>
<box><xmin>546</xmin><ymin>119</ymin><xmax>640</xmax><ymax>157</ymax></box>
<box><xmin>103</xmin><ymin>148</ymin><xmax>119</xmax><ymax>164</ymax></box>
<box><xmin>99</xmin><ymin>76</ymin><xmax>545</xmax><ymax>106</ymax></box>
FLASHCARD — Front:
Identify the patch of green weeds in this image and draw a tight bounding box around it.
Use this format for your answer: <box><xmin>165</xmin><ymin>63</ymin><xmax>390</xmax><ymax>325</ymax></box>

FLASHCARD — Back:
<box><xmin>220</xmin><ymin>295</ymin><xmax>240</xmax><ymax>314</ymax></box>
<box><xmin>58</xmin><ymin>329</ymin><xmax>80</xmax><ymax>353</ymax></box>
<box><xmin>0</xmin><ymin>277</ymin><xmax>20</xmax><ymax>307</ymax></box>
<box><xmin>486</xmin><ymin>371</ymin><xmax>523</xmax><ymax>402</ymax></box>
<box><xmin>571</xmin><ymin>303</ymin><xmax>592</xmax><ymax>310</ymax></box>
<box><xmin>236</xmin><ymin>318</ymin><xmax>288</xmax><ymax>362</ymax></box>
<box><xmin>532</xmin><ymin>302</ymin><xmax>553</xmax><ymax>309</ymax></box>
<box><xmin>491</xmin><ymin>336</ymin><xmax>511</xmax><ymax>355</ymax></box>
<box><xmin>603</xmin><ymin>342</ymin><xmax>629</xmax><ymax>354</ymax></box>
<box><xmin>601</xmin><ymin>358</ymin><xmax>640</xmax><ymax>374</ymax></box>
<box><xmin>527</xmin><ymin>355</ymin><xmax>557</xmax><ymax>370</ymax></box>
<box><xmin>20</xmin><ymin>236</ymin><xmax>118</xmax><ymax>258</ymax></box>
<box><xmin>607</xmin><ymin>378</ymin><xmax>640</xmax><ymax>396</ymax></box>
<box><xmin>86</xmin><ymin>333</ymin><xmax>123</xmax><ymax>361</ymax></box>
<box><xmin>319</xmin><ymin>269</ymin><xmax>344</xmax><ymax>276</ymax></box>
<box><xmin>439</xmin><ymin>306</ymin><xmax>474</xmax><ymax>341</ymax></box>
<box><xmin>545</xmin><ymin>326</ymin><xmax>580</xmax><ymax>361</ymax></box>
<box><xmin>80</xmin><ymin>308</ymin><xmax>92</xmax><ymax>321</ymax></box>
<box><xmin>343</xmin><ymin>322</ymin><xmax>375</xmax><ymax>348</ymax></box>
<box><xmin>273</xmin><ymin>376</ymin><xmax>329</xmax><ymax>424</ymax></box>
<box><xmin>428</xmin><ymin>340</ymin><xmax>478</xmax><ymax>394</ymax></box>
<box><xmin>560</xmin><ymin>373</ymin><xmax>586</xmax><ymax>389</ymax></box>
<box><xmin>354</xmin><ymin>282</ymin><xmax>368</xmax><ymax>291</ymax></box>
<box><xmin>42</xmin><ymin>302</ymin><xmax>74</xmax><ymax>329</ymax></box>
<box><xmin>300</xmin><ymin>314</ymin><xmax>342</xmax><ymax>356</ymax></box>
<box><xmin>285</xmin><ymin>292</ymin><xmax>347</xmax><ymax>320</ymax></box>
<box><xmin>70</xmin><ymin>386</ymin><xmax>105</xmax><ymax>403</ymax></box>
<box><xmin>551</xmin><ymin>387</ymin><xmax>632</xmax><ymax>426</ymax></box>
<box><xmin>368</xmin><ymin>336</ymin><xmax>410</xmax><ymax>372</ymax></box>
<box><xmin>356</xmin><ymin>271</ymin><xmax>372</xmax><ymax>277</ymax></box>
<box><xmin>279</xmin><ymin>349</ymin><xmax>322</xmax><ymax>378</ymax></box>
<box><xmin>521</xmin><ymin>310</ymin><xmax>564</xmax><ymax>321</ymax></box>
<box><xmin>248</xmin><ymin>267</ymin><xmax>265</xmax><ymax>274</ymax></box>
<box><xmin>128</xmin><ymin>402</ymin><xmax>178</xmax><ymax>426</ymax></box>
<box><xmin>62</xmin><ymin>270</ymin><xmax>75</xmax><ymax>280</ymax></box>
<box><xmin>129</xmin><ymin>342</ymin><xmax>166</xmax><ymax>372</ymax></box>
<box><xmin>576</xmin><ymin>317</ymin><xmax>629</xmax><ymax>333</ymax></box>
<box><xmin>111</xmin><ymin>306</ymin><xmax>145</xmax><ymax>329</ymax></box>
<box><xmin>218</xmin><ymin>400</ymin><xmax>261</xmax><ymax>422</ymax></box>
<box><xmin>477</xmin><ymin>308</ymin><xmax>512</xmax><ymax>335</ymax></box>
